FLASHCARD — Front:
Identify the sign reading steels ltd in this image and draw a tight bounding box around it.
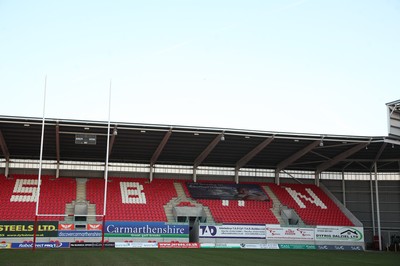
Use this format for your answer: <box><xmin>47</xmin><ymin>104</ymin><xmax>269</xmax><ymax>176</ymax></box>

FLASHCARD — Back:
<box><xmin>0</xmin><ymin>221</ymin><xmax>58</xmax><ymax>237</ymax></box>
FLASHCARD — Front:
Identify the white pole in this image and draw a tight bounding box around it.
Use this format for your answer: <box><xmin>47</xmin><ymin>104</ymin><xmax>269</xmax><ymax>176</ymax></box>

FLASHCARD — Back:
<box><xmin>370</xmin><ymin>172</ymin><xmax>376</xmax><ymax>236</ymax></box>
<box><xmin>35</xmin><ymin>76</ymin><xmax>47</xmax><ymax>216</ymax></box>
<box><xmin>33</xmin><ymin>76</ymin><xmax>47</xmax><ymax>251</ymax></box>
<box><xmin>374</xmin><ymin>162</ymin><xmax>382</xmax><ymax>251</ymax></box>
<box><xmin>341</xmin><ymin>171</ymin><xmax>346</xmax><ymax>207</ymax></box>
<box><xmin>103</xmin><ymin>80</ymin><xmax>112</xmax><ymax>217</ymax></box>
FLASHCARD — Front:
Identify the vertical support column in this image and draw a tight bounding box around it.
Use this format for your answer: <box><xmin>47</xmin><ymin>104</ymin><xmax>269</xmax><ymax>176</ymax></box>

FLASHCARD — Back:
<box><xmin>5</xmin><ymin>159</ymin><xmax>9</xmax><ymax>178</ymax></box>
<box><xmin>341</xmin><ymin>171</ymin><xmax>346</xmax><ymax>207</ymax></box>
<box><xmin>149</xmin><ymin>165</ymin><xmax>154</xmax><ymax>183</ymax></box>
<box><xmin>275</xmin><ymin>170</ymin><xmax>280</xmax><ymax>185</ymax></box>
<box><xmin>234</xmin><ymin>169</ymin><xmax>239</xmax><ymax>184</ymax></box>
<box><xmin>314</xmin><ymin>171</ymin><xmax>320</xmax><ymax>187</ymax></box>
<box><xmin>193</xmin><ymin>167</ymin><xmax>197</xmax><ymax>183</ymax></box>
<box><xmin>369</xmin><ymin>172</ymin><xmax>376</xmax><ymax>236</ymax></box>
<box><xmin>374</xmin><ymin>162</ymin><xmax>382</xmax><ymax>251</ymax></box>
<box><xmin>56</xmin><ymin>163</ymin><xmax>60</xmax><ymax>179</ymax></box>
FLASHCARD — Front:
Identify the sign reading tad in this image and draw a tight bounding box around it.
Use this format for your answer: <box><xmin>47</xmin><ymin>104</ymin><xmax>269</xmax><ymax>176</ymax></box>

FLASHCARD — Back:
<box><xmin>75</xmin><ymin>134</ymin><xmax>96</xmax><ymax>145</ymax></box>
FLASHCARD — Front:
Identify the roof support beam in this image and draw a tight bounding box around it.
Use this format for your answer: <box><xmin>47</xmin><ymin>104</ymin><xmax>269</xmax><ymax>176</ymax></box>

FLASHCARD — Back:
<box><xmin>150</xmin><ymin>129</ymin><xmax>172</xmax><ymax>166</ymax></box>
<box><xmin>193</xmin><ymin>133</ymin><xmax>224</xmax><ymax>169</ymax></box>
<box><xmin>276</xmin><ymin>140</ymin><xmax>321</xmax><ymax>172</ymax></box>
<box><xmin>235</xmin><ymin>136</ymin><xmax>274</xmax><ymax>171</ymax></box>
<box><xmin>316</xmin><ymin>142</ymin><xmax>369</xmax><ymax>174</ymax></box>
<box><xmin>55</xmin><ymin>123</ymin><xmax>60</xmax><ymax>178</ymax></box>
<box><xmin>369</xmin><ymin>142</ymin><xmax>387</xmax><ymax>171</ymax></box>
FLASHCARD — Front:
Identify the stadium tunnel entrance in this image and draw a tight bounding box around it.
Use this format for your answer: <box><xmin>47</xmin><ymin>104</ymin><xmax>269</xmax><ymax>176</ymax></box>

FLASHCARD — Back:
<box><xmin>173</xmin><ymin>206</ymin><xmax>206</xmax><ymax>242</ymax></box>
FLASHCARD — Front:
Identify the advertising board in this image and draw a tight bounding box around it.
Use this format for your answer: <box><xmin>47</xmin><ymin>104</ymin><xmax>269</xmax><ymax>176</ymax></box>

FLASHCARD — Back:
<box><xmin>105</xmin><ymin>221</ymin><xmax>189</xmax><ymax>238</ymax></box>
<box><xmin>11</xmin><ymin>242</ymin><xmax>70</xmax><ymax>249</ymax></box>
<box><xmin>315</xmin><ymin>226</ymin><xmax>364</xmax><ymax>242</ymax></box>
<box><xmin>115</xmin><ymin>242</ymin><xmax>158</xmax><ymax>248</ymax></box>
<box><xmin>158</xmin><ymin>242</ymin><xmax>200</xmax><ymax>248</ymax></box>
<box><xmin>58</xmin><ymin>231</ymin><xmax>102</xmax><ymax>237</ymax></box>
<box><xmin>266</xmin><ymin>225</ymin><xmax>315</xmax><ymax>241</ymax></box>
<box><xmin>0</xmin><ymin>221</ymin><xmax>58</xmax><ymax>237</ymax></box>
<box><xmin>187</xmin><ymin>183</ymin><xmax>269</xmax><ymax>201</ymax></box>
<box><xmin>70</xmin><ymin>242</ymin><xmax>115</xmax><ymax>248</ymax></box>
<box><xmin>199</xmin><ymin>224</ymin><xmax>265</xmax><ymax>239</ymax></box>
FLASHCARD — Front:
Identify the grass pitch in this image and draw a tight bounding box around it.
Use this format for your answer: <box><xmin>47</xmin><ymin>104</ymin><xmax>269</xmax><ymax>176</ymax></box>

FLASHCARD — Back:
<box><xmin>0</xmin><ymin>249</ymin><xmax>399</xmax><ymax>266</ymax></box>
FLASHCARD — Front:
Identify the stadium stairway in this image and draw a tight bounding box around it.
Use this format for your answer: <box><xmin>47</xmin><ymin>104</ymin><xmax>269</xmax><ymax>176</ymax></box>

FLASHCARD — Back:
<box><xmin>262</xmin><ymin>185</ymin><xmax>286</xmax><ymax>225</ymax></box>
<box><xmin>163</xmin><ymin>182</ymin><xmax>215</xmax><ymax>223</ymax></box>
<box><xmin>62</xmin><ymin>178</ymin><xmax>97</xmax><ymax>223</ymax></box>
<box><xmin>263</xmin><ymin>185</ymin><xmax>306</xmax><ymax>226</ymax></box>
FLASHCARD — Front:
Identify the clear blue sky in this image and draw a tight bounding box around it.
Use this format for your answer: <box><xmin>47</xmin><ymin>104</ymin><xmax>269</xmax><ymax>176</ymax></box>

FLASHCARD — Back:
<box><xmin>0</xmin><ymin>0</ymin><xmax>399</xmax><ymax>136</ymax></box>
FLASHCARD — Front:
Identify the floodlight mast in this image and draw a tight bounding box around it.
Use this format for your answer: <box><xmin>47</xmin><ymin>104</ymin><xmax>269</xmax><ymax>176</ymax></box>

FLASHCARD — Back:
<box><xmin>102</xmin><ymin>80</ymin><xmax>112</xmax><ymax>250</ymax></box>
<box><xmin>33</xmin><ymin>76</ymin><xmax>47</xmax><ymax>251</ymax></box>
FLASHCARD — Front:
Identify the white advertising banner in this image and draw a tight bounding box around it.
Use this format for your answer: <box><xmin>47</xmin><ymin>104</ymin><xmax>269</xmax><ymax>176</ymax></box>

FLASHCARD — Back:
<box><xmin>315</xmin><ymin>226</ymin><xmax>364</xmax><ymax>242</ymax></box>
<box><xmin>240</xmin><ymin>243</ymin><xmax>280</xmax><ymax>249</ymax></box>
<box><xmin>266</xmin><ymin>225</ymin><xmax>315</xmax><ymax>241</ymax></box>
<box><xmin>115</xmin><ymin>242</ymin><xmax>158</xmax><ymax>248</ymax></box>
<box><xmin>199</xmin><ymin>224</ymin><xmax>265</xmax><ymax>239</ymax></box>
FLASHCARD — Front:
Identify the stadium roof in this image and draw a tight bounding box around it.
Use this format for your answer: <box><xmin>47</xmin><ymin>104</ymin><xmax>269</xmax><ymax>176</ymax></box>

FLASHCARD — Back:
<box><xmin>0</xmin><ymin>115</ymin><xmax>399</xmax><ymax>173</ymax></box>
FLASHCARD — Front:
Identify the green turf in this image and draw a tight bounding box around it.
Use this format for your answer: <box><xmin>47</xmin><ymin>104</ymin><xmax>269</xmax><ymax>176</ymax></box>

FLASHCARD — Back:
<box><xmin>0</xmin><ymin>249</ymin><xmax>399</xmax><ymax>266</ymax></box>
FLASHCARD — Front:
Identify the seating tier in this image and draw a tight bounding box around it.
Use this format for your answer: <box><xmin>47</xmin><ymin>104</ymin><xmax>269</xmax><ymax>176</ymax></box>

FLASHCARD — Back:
<box><xmin>268</xmin><ymin>183</ymin><xmax>353</xmax><ymax>226</ymax></box>
<box><xmin>86</xmin><ymin>178</ymin><xmax>177</xmax><ymax>221</ymax></box>
<box><xmin>0</xmin><ymin>175</ymin><xmax>76</xmax><ymax>221</ymax></box>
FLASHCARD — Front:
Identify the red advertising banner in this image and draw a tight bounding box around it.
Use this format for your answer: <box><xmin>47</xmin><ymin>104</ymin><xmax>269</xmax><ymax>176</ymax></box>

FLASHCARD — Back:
<box><xmin>58</xmin><ymin>224</ymin><xmax>75</xmax><ymax>231</ymax></box>
<box><xmin>87</xmin><ymin>224</ymin><xmax>102</xmax><ymax>231</ymax></box>
<box><xmin>158</xmin><ymin>242</ymin><xmax>200</xmax><ymax>249</ymax></box>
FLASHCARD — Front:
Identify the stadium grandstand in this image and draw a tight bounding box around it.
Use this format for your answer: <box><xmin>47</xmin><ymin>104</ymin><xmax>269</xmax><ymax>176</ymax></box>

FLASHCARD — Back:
<box><xmin>0</xmin><ymin>100</ymin><xmax>399</xmax><ymax>251</ymax></box>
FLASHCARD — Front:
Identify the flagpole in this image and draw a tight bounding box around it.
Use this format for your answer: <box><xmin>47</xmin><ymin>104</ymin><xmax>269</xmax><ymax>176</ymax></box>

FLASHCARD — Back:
<box><xmin>102</xmin><ymin>80</ymin><xmax>112</xmax><ymax>249</ymax></box>
<box><xmin>33</xmin><ymin>76</ymin><xmax>47</xmax><ymax>251</ymax></box>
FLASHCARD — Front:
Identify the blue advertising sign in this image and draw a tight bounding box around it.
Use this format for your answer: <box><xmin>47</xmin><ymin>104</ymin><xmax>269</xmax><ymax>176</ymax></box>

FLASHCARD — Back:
<box><xmin>58</xmin><ymin>231</ymin><xmax>102</xmax><ymax>237</ymax></box>
<box><xmin>11</xmin><ymin>242</ymin><xmax>70</xmax><ymax>249</ymax></box>
<box><xmin>104</xmin><ymin>221</ymin><xmax>189</xmax><ymax>238</ymax></box>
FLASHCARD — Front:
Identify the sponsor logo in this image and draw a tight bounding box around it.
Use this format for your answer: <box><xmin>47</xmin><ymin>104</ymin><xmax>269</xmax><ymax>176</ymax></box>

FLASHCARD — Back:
<box><xmin>58</xmin><ymin>231</ymin><xmax>102</xmax><ymax>237</ymax></box>
<box><xmin>70</xmin><ymin>242</ymin><xmax>115</xmax><ymax>248</ymax></box>
<box><xmin>104</xmin><ymin>222</ymin><xmax>188</xmax><ymax>237</ymax></box>
<box><xmin>58</xmin><ymin>224</ymin><xmax>74</xmax><ymax>230</ymax></box>
<box><xmin>0</xmin><ymin>243</ymin><xmax>11</xmax><ymax>249</ymax></box>
<box><xmin>87</xmin><ymin>224</ymin><xmax>102</xmax><ymax>231</ymax></box>
<box><xmin>0</xmin><ymin>221</ymin><xmax>58</xmax><ymax>237</ymax></box>
<box><xmin>199</xmin><ymin>224</ymin><xmax>265</xmax><ymax>239</ymax></box>
<box><xmin>315</xmin><ymin>227</ymin><xmax>363</xmax><ymax>241</ymax></box>
<box><xmin>11</xmin><ymin>242</ymin><xmax>69</xmax><ymax>249</ymax></box>
<box><xmin>158</xmin><ymin>242</ymin><xmax>199</xmax><ymax>248</ymax></box>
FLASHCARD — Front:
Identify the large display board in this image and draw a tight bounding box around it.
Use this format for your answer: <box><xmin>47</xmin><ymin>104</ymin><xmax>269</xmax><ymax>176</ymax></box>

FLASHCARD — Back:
<box><xmin>187</xmin><ymin>183</ymin><xmax>269</xmax><ymax>201</ymax></box>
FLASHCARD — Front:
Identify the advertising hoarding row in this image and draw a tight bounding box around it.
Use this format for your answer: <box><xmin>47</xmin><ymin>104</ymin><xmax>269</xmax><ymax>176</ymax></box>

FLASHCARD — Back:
<box><xmin>199</xmin><ymin>224</ymin><xmax>364</xmax><ymax>243</ymax></box>
<box><xmin>0</xmin><ymin>221</ymin><xmax>189</xmax><ymax>239</ymax></box>
<box><xmin>0</xmin><ymin>241</ymin><xmax>364</xmax><ymax>250</ymax></box>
